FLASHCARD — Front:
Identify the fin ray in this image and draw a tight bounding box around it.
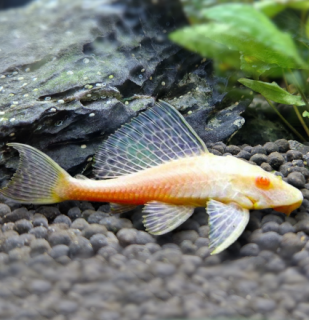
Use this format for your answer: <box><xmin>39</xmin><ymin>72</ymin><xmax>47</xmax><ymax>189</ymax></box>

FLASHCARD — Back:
<box><xmin>1</xmin><ymin>143</ymin><xmax>69</xmax><ymax>204</ymax></box>
<box><xmin>207</xmin><ymin>200</ymin><xmax>249</xmax><ymax>255</ymax></box>
<box><xmin>143</xmin><ymin>201</ymin><xmax>195</xmax><ymax>235</ymax></box>
<box><xmin>94</xmin><ymin>101</ymin><xmax>208</xmax><ymax>179</ymax></box>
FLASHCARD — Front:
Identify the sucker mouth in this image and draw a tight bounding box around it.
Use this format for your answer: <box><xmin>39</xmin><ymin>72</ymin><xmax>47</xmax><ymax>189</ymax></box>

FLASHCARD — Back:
<box><xmin>273</xmin><ymin>200</ymin><xmax>303</xmax><ymax>216</ymax></box>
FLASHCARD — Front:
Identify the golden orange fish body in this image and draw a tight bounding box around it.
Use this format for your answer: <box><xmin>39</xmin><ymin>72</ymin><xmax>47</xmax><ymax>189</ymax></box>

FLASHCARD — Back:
<box><xmin>1</xmin><ymin>101</ymin><xmax>303</xmax><ymax>254</ymax></box>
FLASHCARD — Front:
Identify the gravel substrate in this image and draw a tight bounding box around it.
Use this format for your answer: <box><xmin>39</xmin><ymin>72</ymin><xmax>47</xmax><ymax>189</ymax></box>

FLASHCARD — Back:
<box><xmin>1</xmin><ymin>139</ymin><xmax>309</xmax><ymax>320</ymax></box>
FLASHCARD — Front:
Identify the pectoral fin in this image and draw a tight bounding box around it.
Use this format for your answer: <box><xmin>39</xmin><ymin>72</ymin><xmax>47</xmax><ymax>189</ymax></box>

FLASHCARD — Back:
<box><xmin>143</xmin><ymin>201</ymin><xmax>195</xmax><ymax>235</ymax></box>
<box><xmin>207</xmin><ymin>200</ymin><xmax>249</xmax><ymax>255</ymax></box>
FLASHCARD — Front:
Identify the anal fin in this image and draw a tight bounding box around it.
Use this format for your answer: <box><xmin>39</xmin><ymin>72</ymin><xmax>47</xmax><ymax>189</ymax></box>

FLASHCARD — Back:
<box><xmin>143</xmin><ymin>201</ymin><xmax>195</xmax><ymax>235</ymax></box>
<box><xmin>207</xmin><ymin>200</ymin><xmax>249</xmax><ymax>255</ymax></box>
<box><xmin>110</xmin><ymin>203</ymin><xmax>138</xmax><ymax>214</ymax></box>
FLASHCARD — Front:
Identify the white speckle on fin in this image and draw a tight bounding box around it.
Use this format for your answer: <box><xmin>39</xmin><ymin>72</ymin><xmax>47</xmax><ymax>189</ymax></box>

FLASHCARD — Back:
<box><xmin>207</xmin><ymin>200</ymin><xmax>249</xmax><ymax>255</ymax></box>
<box><xmin>93</xmin><ymin>101</ymin><xmax>208</xmax><ymax>179</ymax></box>
<box><xmin>143</xmin><ymin>201</ymin><xmax>195</xmax><ymax>235</ymax></box>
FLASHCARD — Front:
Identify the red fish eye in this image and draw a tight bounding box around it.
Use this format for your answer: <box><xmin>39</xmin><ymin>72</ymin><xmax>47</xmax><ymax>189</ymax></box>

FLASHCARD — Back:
<box><xmin>255</xmin><ymin>176</ymin><xmax>270</xmax><ymax>188</ymax></box>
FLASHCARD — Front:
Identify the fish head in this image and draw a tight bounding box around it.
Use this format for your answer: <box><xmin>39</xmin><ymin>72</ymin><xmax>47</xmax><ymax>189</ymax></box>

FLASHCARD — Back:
<box><xmin>243</xmin><ymin>165</ymin><xmax>303</xmax><ymax>215</ymax></box>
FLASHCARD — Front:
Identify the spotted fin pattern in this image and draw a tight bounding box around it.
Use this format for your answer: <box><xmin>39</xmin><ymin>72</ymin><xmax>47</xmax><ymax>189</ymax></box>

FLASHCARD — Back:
<box><xmin>207</xmin><ymin>200</ymin><xmax>249</xmax><ymax>255</ymax></box>
<box><xmin>143</xmin><ymin>201</ymin><xmax>195</xmax><ymax>235</ymax></box>
<box><xmin>93</xmin><ymin>101</ymin><xmax>208</xmax><ymax>179</ymax></box>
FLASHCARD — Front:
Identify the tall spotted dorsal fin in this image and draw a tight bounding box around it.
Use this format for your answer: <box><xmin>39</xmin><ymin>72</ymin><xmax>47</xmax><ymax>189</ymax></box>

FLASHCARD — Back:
<box><xmin>93</xmin><ymin>100</ymin><xmax>208</xmax><ymax>179</ymax></box>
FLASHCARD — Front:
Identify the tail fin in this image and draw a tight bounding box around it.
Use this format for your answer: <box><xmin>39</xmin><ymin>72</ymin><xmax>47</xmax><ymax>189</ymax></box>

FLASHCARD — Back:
<box><xmin>1</xmin><ymin>143</ymin><xmax>70</xmax><ymax>204</ymax></box>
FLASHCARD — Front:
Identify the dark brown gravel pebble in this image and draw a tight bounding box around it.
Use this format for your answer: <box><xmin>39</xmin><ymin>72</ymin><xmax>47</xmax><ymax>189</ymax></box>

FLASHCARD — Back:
<box><xmin>264</xmin><ymin>142</ymin><xmax>279</xmax><ymax>154</ymax></box>
<box><xmin>251</xmin><ymin>145</ymin><xmax>267</xmax><ymax>155</ymax></box>
<box><xmin>250</xmin><ymin>153</ymin><xmax>268</xmax><ymax>165</ymax></box>
<box><xmin>261</xmin><ymin>162</ymin><xmax>273</xmax><ymax>172</ymax></box>
<box><xmin>287</xmin><ymin>150</ymin><xmax>303</xmax><ymax>161</ymax></box>
<box><xmin>1</xmin><ymin>140</ymin><xmax>309</xmax><ymax>320</ymax></box>
<box><xmin>267</xmin><ymin>152</ymin><xmax>285</xmax><ymax>169</ymax></box>
<box><xmin>275</xmin><ymin>139</ymin><xmax>290</xmax><ymax>153</ymax></box>
<box><xmin>287</xmin><ymin>172</ymin><xmax>306</xmax><ymax>188</ymax></box>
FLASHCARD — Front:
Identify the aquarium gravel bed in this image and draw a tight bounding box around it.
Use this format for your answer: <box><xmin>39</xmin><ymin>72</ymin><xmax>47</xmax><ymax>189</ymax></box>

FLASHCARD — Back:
<box><xmin>1</xmin><ymin>139</ymin><xmax>309</xmax><ymax>320</ymax></box>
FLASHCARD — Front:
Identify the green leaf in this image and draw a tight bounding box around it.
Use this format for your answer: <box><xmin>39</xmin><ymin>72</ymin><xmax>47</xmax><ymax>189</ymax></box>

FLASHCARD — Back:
<box><xmin>303</xmin><ymin>111</ymin><xmax>309</xmax><ymax>118</ymax></box>
<box><xmin>238</xmin><ymin>78</ymin><xmax>306</xmax><ymax>106</ymax></box>
<box><xmin>201</xmin><ymin>4</ymin><xmax>306</xmax><ymax>70</ymax></box>
<box><xmin>254</xmin><ymin>0</ymin><xmax>286</xmax><ymax>18</ymax></box>
<box><xmin>169</xmin><ymin>25</ymin><xmax>240</xmax><ymax>69</ymax></box>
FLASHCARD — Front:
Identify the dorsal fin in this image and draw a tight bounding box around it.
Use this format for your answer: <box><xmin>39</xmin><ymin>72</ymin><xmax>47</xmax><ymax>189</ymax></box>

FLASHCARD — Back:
<box><xmin>93</xmin><ymin>100</ymin><xmax>208</xmax><ymax>179</ymax></box>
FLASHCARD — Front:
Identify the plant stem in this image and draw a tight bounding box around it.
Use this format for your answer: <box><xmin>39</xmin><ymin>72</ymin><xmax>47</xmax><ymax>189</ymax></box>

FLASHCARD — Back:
<box><xmin>284</xmin><ymin>71</ymin><xmax>309</xmax><ymax>138</ymax></box>
<box><xmin>293</xmin><ymin>104</ymin><xmax>309</xmax><ymax>137</ymax></box>
<box><xmin>265</xmin><ymin>98</ymin><xmax>306</xmax><ymax>142</ymax></box>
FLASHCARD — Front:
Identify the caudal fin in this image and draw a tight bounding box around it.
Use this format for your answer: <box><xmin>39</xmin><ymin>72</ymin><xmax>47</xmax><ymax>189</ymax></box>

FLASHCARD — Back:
<box><xmin>1</xmin><ymin>143</ymin><xmax>70</xmax><ymax>204</ymax></box>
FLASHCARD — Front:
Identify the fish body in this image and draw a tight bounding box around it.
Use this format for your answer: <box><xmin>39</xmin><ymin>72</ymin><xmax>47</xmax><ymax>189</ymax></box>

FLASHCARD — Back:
<box><xmin>1</xmin><ymin>101</ymin><xmax>303</xmax><ymax>254</ymax></box>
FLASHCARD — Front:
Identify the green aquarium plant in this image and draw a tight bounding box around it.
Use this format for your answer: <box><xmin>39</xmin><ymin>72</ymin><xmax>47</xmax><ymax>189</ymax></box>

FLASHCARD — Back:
<box><xmin>170</xmin><ymin>0</ymin><xmax>309</xmax><ymax>141</ymax></box>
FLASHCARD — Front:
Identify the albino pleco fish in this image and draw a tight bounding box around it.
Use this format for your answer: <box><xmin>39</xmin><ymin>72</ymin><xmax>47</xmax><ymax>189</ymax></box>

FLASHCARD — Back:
<box><xmin>0</xmin><ymin>101</ymin><xmax>303</xmax><ymax>254</ymax></box>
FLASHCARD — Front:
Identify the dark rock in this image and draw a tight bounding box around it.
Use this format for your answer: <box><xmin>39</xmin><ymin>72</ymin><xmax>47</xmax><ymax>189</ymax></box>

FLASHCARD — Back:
<box><xmin>236</xmin><ymin>150</ymin><xmax>251</xmax><ymax>160</ymax></box>
<box><xmin>240</xmin><ymin>243</ymin><xmax>260</xmax><ymax>256</ymax></box>
<box><xmin>250</xmin><ymin>153</ymin><xmax>268</xmax><ymax>165</ymax></box>
<box><xmin>261</xmin><ymin>214</ymin><xmax>284</xmax><ymax>225</ymax></box>
<box><xmin>251</xmin><ymin>297</ymin><xmax>276</xmax><ymax>313</ymax></box>
<box><xmin>295</xmin><ymin>220</ymin><xmax>309</xmax><ymax>234</ymax></box>
<box><xmin>32</xmin><ymin>214</ymin><xmax>48</xmax><ymax>228</ymax></box>
<box><xmin>3</xmin><ymin>235</ymin><xmax>24</xmax><ymax>252</ymax></box>
<box><xmin>98</xmin><ymin>246</ymin><xmax>118</xmax><ymax>259</ymax></box>
<box><xmin>264</xmin><ymin>142</ymin><xmax>279</xmax><ymax>154</ymax></box>
<box><xmin>100</xmin><ymin>216</ymin><xmax>133</xmax><ymax>232</ymax></box>
<box><xmin>67</xmin><ymin>207</ymin><xmax>82</xmax><ymax>220</ymax></box>
<box><xmin>90</xmin><ymin>234</ymin><xmax>108</xmax><ymax>252</ymax></box>
<box><xmin>280</xmin><ymin>163</ymin><xmax>293</xmax><ymax>177</ymax></box>
<box><xmin>260</xmin><ymin>162</ymin><xmax>272</xmax><ymax>172</ymax></box>
<box><xmin>35</xmin><ymin>206</ymin><xmax>60</xmax><ymax>220</ymax></box>
<box><xmin>251</xmin><ymin>145</ymin><xmax>267</xmax><ymax>155</ymax></box>
<box><xmin>293</xmin><ymin>159</ymin><xmax>304</xmax><ymax>167</ymax></box>
<box><xmin>292</xmin><ymin>251</ymin><xmax>309</xmax><ymax>265</ymax></box>
<box><xmin>195</xmin><ymin>237</ymin><xmax>209</xmax><ymax>248</ymax></box>
<box><xmin>172</xmin><ymin>230</ymin><xmax>199</xmax><ymax>244</ymax></box>
<box><xmin>0</xmin><ymin>204</ymin><xmax>11</xmax><ymax>217</ymax></box>
<box><xmin>14</xmin><ymin>219</ymin><xmax>33</xmax><ymax>234</ymax></box>
<box><xmin>117</xmin><ymin>228</ymin><xmax>137</xmax><ymax>246</ymax></box>
<box><xmin>136</xmin><ymin>231</ymin><xmax>155</xmax><ymax>245</ymax></box>
<box><xmin>180</xmin><ymin>240</ymin><xmax>197</xmax><ymax>254</ymax></box>
<box><xmin>81</xmin><ymin>209</ymin><xmax>96</xmax><ymax>221</ymax></box>
<box><xmin>53</xmin><ymin>214</ymin><xmax>72</xmax><ymax>226</ymax></box>
<box><xmin>29</xmin><ymin>280</ymin><xmax>52</xmax><ymax>294</ymax></box>
<box><xmin>287</xmin><ymin>172</ymin><xmax>306</xmax><ymax>188</ymax></box>
<box><xmin>279</xmin><ymin>233</ymin><xmax>306</xmax><ymax>259</ymax></box>
<box><xmin>267</xmin><ymin>152</ymin><xmax>285</xmax><ymax>169</ymax></box>
<box><xmin>264</xmin><ymin>256</ymin><xmax>286</xmax><ymax>272</ymax></box>
<box><xmin>262</xmin><ymin>221</ymin><xmax>279</xmax><ymax>233</ymax></box>
<box><xmin>212</xmin><ymin>144</ymin><xmax>225</xmax><ymax>154</ymax></box>
<box><xmin>19</xmin><ymin>233</ymin><xmax>35</xmax><ymax>246</ymax></box>
<box><xmin>287</xmin><ymin>150</ymin><xmax>303</xmax><ymax>161</ymax></box>
<box><xmin>71</xmin><ymin>218</ymin><xmax>89</xmax><ymax>230</ymax></box>
<box><xmin>243</xmin><ymin>146</ymin><xmax>253</xmax><ymax>153</ymax></box>
<box><xmin>9</xmin><ymin>247</ymin><xmax>31</xmax><ymax>262</ymax></box>
<box><xmin>225</xmin><ymin>145</ymin><xmax>241</xmax><ymax>155</ymax></box>
<box><xmin>275</xmin><ymin>139</ymin><xmax>290</xmax><ymax>153</ymax></box>
<box><xmin>88</xmin><ymin>210</ymin><xmax>107</xmax><ymax>224</ymax></box>
<box><xmin>30</xmin><ymin>239</ymin><xmax>51</xmax><ymax>257</ymax></box>
<box><xmin>210</xmin><ymin>149</ymin><xmax>222</xmax><ymax>156</ymax></box>
<box><xmin>301</xmin><ymin>189</ymin><xmax>309</xmax><ymax>200</ymax></box>
<box><xmin>250</xmin><ymin>231</ymin><xmax>281</xmax><ymax>251</ymax></box>
<box><xmin>196</xmin><ymin>246</ymin><xmax>211</xmax><ymax>259</ymax></box>
<box><xmin>48</xmin><ymin>230</ymin><xmax>72</xmax><ymax>246</ymax></box>
<box><xmin>81</xmin><ymin>224</ymin><xmax>108</xmax><ymax>239</ymax></box>
<box><xmin>151</xmin><ymin>262</ymin><xmax>176</xmax><ymax>277</ymax></box>
<box><xmin>177</xmin><ymin>219</ymin><xmax>200</xmax><ymax>232</ymax></box>
<box><xmin>29</xmin><ymin>226</ymin><xmax>48</xmax><ymax>239</ymax></box>
<box><xmin>279</xmin><ymin>222</ymin><xmax>295</xmax><ymax>235</ymax></box>
<box><xmin>49</xmin><ymin>244</ymin><xmax>70</xmax><ymax>259</ymax></box>
<box><xmin>3</xmin><ymin>207</ymin><xmax>31</xmax><ymax>223</ymax></box>
<box><xmin>69</xmin><ymin>236</ymin><xmax>94</xmax><ymax>259</ymax></box>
